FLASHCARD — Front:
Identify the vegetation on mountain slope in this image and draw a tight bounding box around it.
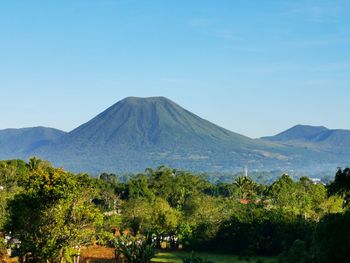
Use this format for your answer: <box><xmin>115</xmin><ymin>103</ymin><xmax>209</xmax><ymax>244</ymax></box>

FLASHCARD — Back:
<box><xmin>1</xmin><ymin>98</ymin><xmax>347</xmax><ymax>174</ymax></box>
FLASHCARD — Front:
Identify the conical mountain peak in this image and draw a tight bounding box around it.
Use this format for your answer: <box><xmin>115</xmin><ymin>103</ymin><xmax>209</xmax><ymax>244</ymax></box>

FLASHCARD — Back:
<box><xmin>30</xmin><ymin>96</ymin><xmax>275</xmax><ymax>172</ymax></box>
<box><xmin>67</xmin><ymin>96</ymin><xmax>250</xmax><ymax>148</ymax></box>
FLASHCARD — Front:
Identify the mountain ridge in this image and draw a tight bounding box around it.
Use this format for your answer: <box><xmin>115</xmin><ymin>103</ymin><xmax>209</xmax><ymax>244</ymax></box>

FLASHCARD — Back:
<box><xmin>0</xmin><ymin>98</ymin><xmax>349</xmax><ymax>174</ymax></box>
<box><xmin>262</xmin><ymin>125</ymin><xmax>329</xmax><ymax>141</ymax></box>
<box><xmin>32</xmin><ymin>96</ymin><xmax>290</xmax><ymax>173</ymax></box>
<box><xmin>0</xmin><ymin>126</ymin><xmax>66</xmax><ymax>159</ymax></box>
<box><xmin>262</xmin><ymin>124</ymin><xmax>350</xmax><ymax>154</ymax></box>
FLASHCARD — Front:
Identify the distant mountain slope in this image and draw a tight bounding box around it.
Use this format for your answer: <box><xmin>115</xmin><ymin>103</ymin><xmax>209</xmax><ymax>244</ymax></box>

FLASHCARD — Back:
<box><xmin>262</xmin><ymin>124</ymin><xmax>350</xmax><ymax>153</ymax></box>
<box><xmin>32</xmin><ymin>97</ymin><xmax>301</xmax><ymax>173</ymax></box>
<box><xmin>1</xmin><ymin>99</ymin><xmax>349</xmax><ymax>174</ymax></box>
<box><xmin>64</xmin><ymin>96</ymin><xmax>256</xmax><ymax>148</ymax></box>
<box><xmin>262</xmin><ymin>125</ymin><xmax>329</xmax><ymax>142</ymax></box>
<box><xmin>0</xmin><ymin>127</ymin><xmax>66</xmax><ymax>159</ymax></box>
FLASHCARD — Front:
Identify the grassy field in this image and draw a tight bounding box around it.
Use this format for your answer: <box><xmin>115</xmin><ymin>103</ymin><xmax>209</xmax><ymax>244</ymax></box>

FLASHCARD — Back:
<box><xmin>151</xmin><ymin>251</ymin><xmax>277</xmax><ymax>263</ymax></box>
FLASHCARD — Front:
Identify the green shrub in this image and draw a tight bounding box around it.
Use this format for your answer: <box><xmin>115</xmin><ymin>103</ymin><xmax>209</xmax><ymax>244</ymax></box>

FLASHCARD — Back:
<box><xmin>238</xmin><ymin>249</ymin><xmax>256</xmax><ymax>261</ymax></box>
<box><xmin>0</xmin><ymin>237</ymin><xmax>7</xmax><ymax>260</ymax></box>
<box><xmin>182</xmin><ymin>252</ymin><xmax>214</xmax><ymax>263</ymax></box>
<box><xmin>278</xmin><ymin>239</ymin><xmax>312</xmax><ymax>263</ymax></box>
<box><xmin>114</xmin><ymin>235</ymin><xmax>155</xmax><ymax>263</ymax></box>
<box><xmin>313</xmin><ymin>211</ymin><xmax>350</xmax><ymax>263</ymax></box>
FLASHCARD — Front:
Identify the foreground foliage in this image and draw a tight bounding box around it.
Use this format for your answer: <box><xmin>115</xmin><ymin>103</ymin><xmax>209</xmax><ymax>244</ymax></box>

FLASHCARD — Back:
<box><xmin>152</xmin><ymin>251</ymin><xmax>276</xmax><ymax>263</ymax></box>
<box><xmin>114</xmin><ymin>235</ymin><xmax>155</xmax><ymax>263</ymax></box>
<box><xmin>0</xmin><ymin>160</ymin><xmax>350</xmax><ymax>262</ymax></box>
<box><xmin>182</xmin><ymin>252</ymin><xmax>214</xmax><ymax>263</ymax></box>
<box><xmin>4</xmin><ymin>158</ymin><xmax>103</xmax><ymax>263</ymax></box>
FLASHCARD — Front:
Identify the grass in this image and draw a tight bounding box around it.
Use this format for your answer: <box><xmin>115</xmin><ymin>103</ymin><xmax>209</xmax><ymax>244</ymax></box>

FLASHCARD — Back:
<box><xmin>151</xmin><ymin>251</ymin><xmax>277</xmax><ymax>263</ymax></box>
<box><xmin>78</xmin><ymin>246</ymin><xmax>277</xmax><ymax>263</ymax></box>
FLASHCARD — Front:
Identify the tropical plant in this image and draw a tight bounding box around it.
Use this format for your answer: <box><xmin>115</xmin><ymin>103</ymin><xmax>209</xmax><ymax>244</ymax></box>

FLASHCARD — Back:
<box><xmin>233</xmin><ymin>176</ymin><xmax>257</xmax><ymax>199</ymax></box>
<box><xmin>114</xmin><ymin>235</ymin><xmax>155</xmax><ymax>263</ymax></box>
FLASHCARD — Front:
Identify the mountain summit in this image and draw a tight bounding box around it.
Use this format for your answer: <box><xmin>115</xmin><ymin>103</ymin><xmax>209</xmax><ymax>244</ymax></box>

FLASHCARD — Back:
<box><xmin>66</xmin><ymin>96</ymin><xmax>252</xmax><ymax>149</ymax></box>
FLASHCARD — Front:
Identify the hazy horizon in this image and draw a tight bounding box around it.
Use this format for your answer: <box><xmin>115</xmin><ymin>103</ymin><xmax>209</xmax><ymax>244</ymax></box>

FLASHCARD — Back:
<box><xmin>1</xmin><ymin>0</ymin><xmax>349</xmax><ymax>138</ymax></box>
<box><xmin>0</xmin><ymin>95</ymin><xmax>341</xmax><ymax>139</ymax></box>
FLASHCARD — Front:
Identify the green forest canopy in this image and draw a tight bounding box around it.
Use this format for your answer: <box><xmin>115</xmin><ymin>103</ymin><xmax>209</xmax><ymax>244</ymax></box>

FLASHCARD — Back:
<box><xmin>0</xmin><ymin>159</ymin><xmax>350</xmax><ymax>263</ymax></box>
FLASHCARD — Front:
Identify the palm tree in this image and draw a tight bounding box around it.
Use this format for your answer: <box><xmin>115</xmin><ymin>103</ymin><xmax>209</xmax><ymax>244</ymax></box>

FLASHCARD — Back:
<box><xmin>27</xmin><ymin>157</ymin><xmax>41</xmax><ymax>171</ymax></box>
<box><xmin>233</xmin><ymin>176</ymin><xmax>256</xmax><ymax>199</ymax></box>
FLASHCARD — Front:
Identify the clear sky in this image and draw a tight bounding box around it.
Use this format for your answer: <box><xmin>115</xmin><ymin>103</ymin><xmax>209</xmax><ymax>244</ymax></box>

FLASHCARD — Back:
<box><xmin>1</xmin><ymin>0</ymin><xmax>349</xmax><ymax>138</ymax></box>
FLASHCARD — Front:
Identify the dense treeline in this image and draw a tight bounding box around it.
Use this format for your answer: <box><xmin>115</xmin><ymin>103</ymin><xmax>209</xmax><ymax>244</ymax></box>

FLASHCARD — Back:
<box><xmin>0</xmin><ymin>159</ymin><xmax>349</xmax><ymax>262</ymax></box>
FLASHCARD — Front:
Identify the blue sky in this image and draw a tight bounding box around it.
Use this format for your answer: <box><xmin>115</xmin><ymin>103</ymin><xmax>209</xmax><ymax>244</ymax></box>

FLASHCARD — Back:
<box><xmin>0</xmin><ymin>0</ymin><xmax>349</xmax><ymax>138</ymax></box>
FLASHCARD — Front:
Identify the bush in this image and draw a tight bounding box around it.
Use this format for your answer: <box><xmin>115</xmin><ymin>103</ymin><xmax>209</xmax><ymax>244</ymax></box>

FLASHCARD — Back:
<box><xmin>182</xmin><ymin>252</ymin><xmax>214</xmax><ymax>263</ymax></box>
<box><xmin>114</xmin><ymin>235</ymin><xmax>155</xmax><ymax>263</ymax></box>
<box><xmin>278</xmin><ymin>239</ymin><xmax>312</xmax><ymax>263</ymax></box>
<box><xmin>0</xmin><ymin>238</ymin><xmax>7</xmax><ymax>260</ymax></box>
<box><xmin>238</xmin><ymin>249</ymin><xmax>256</xmax><ymax>261</ymax></box>
<box><xmin>313</xmin><ymin>211</ymin><xmax>350</xmax><ymax>263</ymax></box>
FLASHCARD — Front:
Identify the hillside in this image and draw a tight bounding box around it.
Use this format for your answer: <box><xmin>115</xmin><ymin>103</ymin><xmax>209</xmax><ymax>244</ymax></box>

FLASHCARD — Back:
<box><xmin>31</xmin><ymin>97</ymin><xmax>303</xmax><ymax>173</ymax></box>
<box><xmin>262</xmin><ymin>125</ymin><xmax>329</xmax><ymax>142</ymax></box>
<box><xmin>0</xmin><ymin>98</ymin><xmax>348</xmax><ymax>174</ymax></box>
<box><xmin>0</xmin><ymin>127</ymin><xmax>66</xmax><ymax>159</ymax></box>
<box><xmin>262</xmin><ymin>124</ymin><xmax>350</xmax><ymax>154</ymax></box>
<box><xmin>65</xmin><ymin>96</ymin><xmax>255</xmax><ymax>148</ymax></box>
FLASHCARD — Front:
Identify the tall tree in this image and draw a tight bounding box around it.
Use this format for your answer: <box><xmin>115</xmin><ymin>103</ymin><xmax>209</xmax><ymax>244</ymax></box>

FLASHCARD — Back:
<box><xmin>328</xmin><ymin>167</ymin><xmax>350</xmax><ymax>206</ymax></box>
<box><xmin>6</xmin><ymin>162</ymin><xmax>103</xmax><ymax>263</ymax></box>
<box><xmin>0</xmin><ymin>160</ymin><xmax>26</xmax><ymax>230</ymax></box>
<box><xmin>233</xmin><ymin>176</ymin><xmax>257</xmax><ymax>199</ymax></box>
